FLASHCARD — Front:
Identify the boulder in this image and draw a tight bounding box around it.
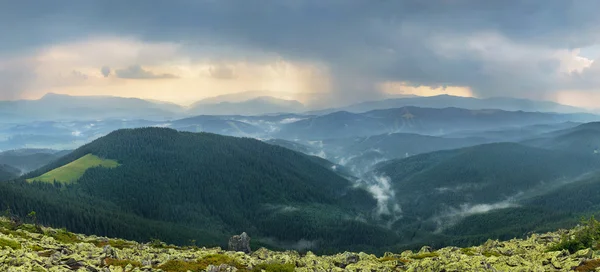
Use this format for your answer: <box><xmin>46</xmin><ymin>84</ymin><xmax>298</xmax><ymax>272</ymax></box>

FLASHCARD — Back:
<box><xmin>228</xmin><ymin>232</ymin><xmax>251</xmax><ymax>254</ymax></box>
<box><xmin>206</xmin><ymin>264</ymin><xmax>238</xmax><ymax>272</ymax></box>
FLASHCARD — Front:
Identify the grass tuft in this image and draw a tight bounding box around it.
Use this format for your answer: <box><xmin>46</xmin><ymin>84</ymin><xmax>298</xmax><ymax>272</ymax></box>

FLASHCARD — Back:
<box><xmin>48</xmin><ymin>228</ymin><xmax>80</xmax><ymax>244</ymax></box>
<box><xmin>482</xmin><ymin>251</ymin><xmax>502</xmax><ymax>257</ymax></box>
<box><xmin>252</xmin><ymin>263</ymin><xmax>295</xmax><ymax>272</ymax></box>
<box><xmin>94</xmin><ymin>239</ymin><xmax>135</xmax><ymax>249</ymax></box>
<box><xmin>157</xmin><ymin>260</ymin><xmax>207</xmax><ymax>272</ymax></box>
<box><xmin>460</xmin><ymin>247</ymin><xmax>476</xmax><ymax>256</ymax></box>
<box><xmin>105</xmin><ymin>258</ymin><xmax>143</xmax><ymax>268</ymax></box>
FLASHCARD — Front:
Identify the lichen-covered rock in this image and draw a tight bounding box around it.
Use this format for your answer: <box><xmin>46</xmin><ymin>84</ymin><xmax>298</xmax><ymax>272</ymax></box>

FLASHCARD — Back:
<box><xmin>3</xmin><ymin>216</ymin><xmax>600</xmax><ymax>271</ymax></box>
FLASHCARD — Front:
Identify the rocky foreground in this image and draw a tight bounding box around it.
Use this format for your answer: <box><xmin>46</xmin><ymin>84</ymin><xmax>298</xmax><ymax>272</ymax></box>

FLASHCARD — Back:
<box><xmin>1</xmin><ymin>217</ymin><xmax>600</xmax><ymax>271</ymax></box>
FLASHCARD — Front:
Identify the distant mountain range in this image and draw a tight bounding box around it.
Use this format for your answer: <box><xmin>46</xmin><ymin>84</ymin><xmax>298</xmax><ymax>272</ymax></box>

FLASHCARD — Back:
<box><xmin>0</xmin><ymin>93</ymin><xmax>183</xmax><ymax>122</ymax></box>
<box><xmin>0</xmin><ymin>93</ymin><xmax>592</xmax><ymax>123</ymax></box>
<box><xmin>188</xmin><ymin>96</ymin><xmax>305</xmax><ymax>116</ymax></box>
<box><xmin>275</xmin><ymin>107</ymin><xmax>598</xmax><ymax>140</ymax></box>
<box><xmin>314</xmin><ymin>95</ymin><xmax>590</xmax><ymax>114</ymax></box>
<box><xmin>1</xmin><ymin>104</ymin><xmax>597</xmax><ymax>152</ymax></box>
<box><xmin>0</xmin><ymin>93</ymin><xmax>308</xmax><ymax>123</ymax></box>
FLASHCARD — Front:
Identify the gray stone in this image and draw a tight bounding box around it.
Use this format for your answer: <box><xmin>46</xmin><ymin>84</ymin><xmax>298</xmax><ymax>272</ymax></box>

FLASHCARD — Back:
<box><xmin>228</xmin><ymin>232</ymin><xmax>251</xmax><ymax>254</ymax></box>
<box><xmin>419</xmin><ymin>246</ymin><xmax>433</xmax><ymax>254</ymax></box>
<box><xmin>344</xmin><ymin>252</ymin><xmax>359</xmax><ymax>264</ymax></box>
<box><xmin>102</xmin><ymin>245</ymin><xmax>117</xmax><ymax>258</ymax></box>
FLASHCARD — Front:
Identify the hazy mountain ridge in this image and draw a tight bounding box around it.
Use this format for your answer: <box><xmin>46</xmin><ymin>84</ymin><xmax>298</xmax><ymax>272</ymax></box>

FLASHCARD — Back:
<box><xmin>189</xmin><ymin>96</ymin><xmax>306</xmax><ymax>116</ymax></box>
<box><xmin>0</xmin><ymin>93</ymin><xmax>183</xmax><ymax>122</ymax></box>
<box><xmin>276</xmin><ymin>107</ymin><xmax>597</xmax><ymax>140</ymax></box>
<box><xmin>521</xmin><ymin>122</ymin><xmax>600</xmax><ymax>155</ymax></box>
<box><xmin>2</xmin><ymin>93</ymin><xmax>593</xmax><ymax>124</ymax></box>
<box><xmin>0</xmin><ymin>148</ymin><xmax>68</xmax><ymax>173</ymax></box>
<box><xmin>0</xmin><ymin>93</ymin><xmax>308</xmax><ymax>123</ymax></box>
<box><xmin>313</xmin><ymin>95</ymin><xmax>590</xmax><ymax>115</ymax></box>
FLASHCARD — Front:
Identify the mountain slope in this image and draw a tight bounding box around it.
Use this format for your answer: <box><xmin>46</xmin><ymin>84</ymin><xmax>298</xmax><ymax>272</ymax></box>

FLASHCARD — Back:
<box><xmin>10</xmin><ymin>128</ymin><xmax>394</xmax><ymax>251</ymax></box>
<box><xmin>0</xmin><ymin>149</ymin><xmax>67</xmax><ymax>173</ymax></box>
<box><xmin>522</xmin><ymin>122</ymin><xmax>600</xmax><ymax>155</ymax></box>
<box><xmin>0</xmin><ymin>164</ymin><xmax>19</xmax><ymax>181</ymax></box>
<box><xmin>267</xmin><ymin>134</ymin><xmax>490</xmax><ymax>175</ymax></box>
<box><xmin>374</xmin><ymin>143</ymin><xmax>598</xmax><ymax>218</ymax></box>
<box><xmin>368</xmin><ymin>142</ymin><xmax>600</xmax><ymax>245</ymax></box>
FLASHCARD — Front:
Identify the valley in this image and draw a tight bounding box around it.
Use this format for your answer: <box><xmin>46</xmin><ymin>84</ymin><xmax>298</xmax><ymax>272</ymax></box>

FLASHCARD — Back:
<box><xmin>2</xmin><ymin>94</ymin><xmax>600</xmax><ymax>259</ymax></box>
<box><xmin>5</xmin><ymin>3</ymin><xmax>600</xmax><ymax>270</ymax></box>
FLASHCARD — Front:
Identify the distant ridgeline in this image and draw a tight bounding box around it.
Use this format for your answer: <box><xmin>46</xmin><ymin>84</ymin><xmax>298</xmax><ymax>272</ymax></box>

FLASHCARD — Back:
<box><xmin>2</xmin><ymin>124</ymin><xmax>600</xmax><ymax>254</ymax></box>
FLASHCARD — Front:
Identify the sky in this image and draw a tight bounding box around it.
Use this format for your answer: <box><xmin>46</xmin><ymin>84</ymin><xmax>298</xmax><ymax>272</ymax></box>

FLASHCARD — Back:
<box><xmin>2</xmin><ymin>0</ymin><xmax>600</xmax><ymax>109</ymax></box>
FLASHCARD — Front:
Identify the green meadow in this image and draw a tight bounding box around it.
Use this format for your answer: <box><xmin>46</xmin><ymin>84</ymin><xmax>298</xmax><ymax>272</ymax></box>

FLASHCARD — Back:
<box><xmin>27</xmin><ymin>154</ymin><xmax>119</xmax><ymax>184</ymax></box>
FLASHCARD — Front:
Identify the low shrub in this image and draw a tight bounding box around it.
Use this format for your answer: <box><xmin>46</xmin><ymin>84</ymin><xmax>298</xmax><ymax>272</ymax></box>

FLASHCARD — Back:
<box><xmin>0</xmin><ymin>237</ymin><xmax>21</xmax><ymax>250</ymax></box>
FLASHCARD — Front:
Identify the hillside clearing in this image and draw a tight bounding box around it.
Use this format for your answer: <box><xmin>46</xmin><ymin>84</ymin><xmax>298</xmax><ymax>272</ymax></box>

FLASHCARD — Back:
<box><xmin>27</xmin><ymin>154</ymin><xmax>119</xmax><ymax>184</ymax></box>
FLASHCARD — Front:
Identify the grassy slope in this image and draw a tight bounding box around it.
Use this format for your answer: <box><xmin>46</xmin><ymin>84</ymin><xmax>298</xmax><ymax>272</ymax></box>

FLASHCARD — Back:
<box><xmin>27</xmin><ymin>154</ymin><xmax>119</xmax><ymax>183</ymax></box>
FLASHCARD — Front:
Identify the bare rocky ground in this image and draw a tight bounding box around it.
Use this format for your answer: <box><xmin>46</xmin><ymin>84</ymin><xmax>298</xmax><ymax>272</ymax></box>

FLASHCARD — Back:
<box><xmin>1</xmin><ymin>217</ymin><xmax>600</xmax><ymax>271</ymax></box>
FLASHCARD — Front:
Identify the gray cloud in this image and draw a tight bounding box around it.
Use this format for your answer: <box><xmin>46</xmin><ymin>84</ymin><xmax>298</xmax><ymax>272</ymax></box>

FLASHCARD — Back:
<box><xmin>208</xmin><ymin>65</ymin><xmax>235</xmax><ymax>79</ymax></box>
<box><xmin>115</xmin><ymin>65</ymin><xmax>178</xmax><ymax>79</ymax></box>
<box><xmin>71</xmin><ymin>70</ymin><xmax>88</xmax><ymax>80</ymax></box>
<box><xmin>101</xmin><ymin>66</ymin><xmax>111</xmax><ymax>77</ymax></box>
<box><xmin>0</xmin><ymin>61</ymin><xmax>36</xmax><ymax>100</ymax></box>
<box><xmin>2</xmin><ymin>1</ymin><xmax>600</xmax><ymax>104</ymax></box>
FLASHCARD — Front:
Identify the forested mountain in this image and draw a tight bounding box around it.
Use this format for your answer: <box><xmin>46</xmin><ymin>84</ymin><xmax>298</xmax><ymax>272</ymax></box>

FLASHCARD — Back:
<box><xmin>522</xmin><ymin>122</ymin><xmax>600</xmax><ymax>155</ymax></box>
<box><xmin>0</xmin><ymin>164</ymin><xmax>19</xmax><ymax>181</ymax></box>
<box><xmin>374</xmin><ymin>143</ymin><xmax>598</xmax><ymax>218</ymax></box>
<box><xmin>2</xmin><ymin>128</ymin><xmax>397</xmax><ymax>252</ymax></box>
<box><xmin>367</xmin><ymin>142</ymin><xmax>600</xmax><ymax>247</ymax></box>
<box><xmin>443</xmin><ymin>122</ymin><xmax>580</xmax><ymax>142</ymax></box>
<box><xmin>277</xmin><ymin>107</ymin><xmax>597</xmax><ymax>140</ymax></box>
<box><xmin>266</xmin><ymin>133</ymin><xmax>490</xmax><ymax>175</ymax></box>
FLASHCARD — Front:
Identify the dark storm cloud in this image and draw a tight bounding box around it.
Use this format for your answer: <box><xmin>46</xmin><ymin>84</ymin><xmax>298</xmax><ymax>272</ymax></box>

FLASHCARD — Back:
<box><xmin>2</xmin><ymin>0</ymin><xmax>600</xmax><ymax>101</ymax></box>
<box><xmin>115</xmin><ymin>65</ymin><xmax>177</xmax><ymax>79</ymax></box>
